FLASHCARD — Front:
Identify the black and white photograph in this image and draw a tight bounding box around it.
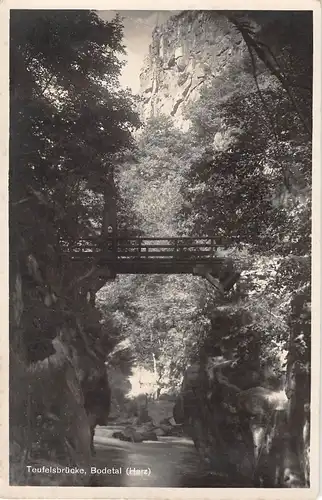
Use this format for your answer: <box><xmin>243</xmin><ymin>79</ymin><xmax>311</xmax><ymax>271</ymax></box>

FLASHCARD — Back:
<box><xmin>7</xmin><ymin>4</ymin><xmax>320</xmax><ymax>495</ymax></box>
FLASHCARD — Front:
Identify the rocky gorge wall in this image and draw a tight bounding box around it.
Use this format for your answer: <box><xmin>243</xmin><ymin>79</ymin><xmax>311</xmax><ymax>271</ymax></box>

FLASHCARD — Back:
<box><xmin>9</xmin><ymin>220</ymin><xmax>112</xmax><ymax>485</ymax></box>
<box><xmin>139</xmin><ymin>11</ymin><xmax>246</xmax><ymax>129</ymax></box>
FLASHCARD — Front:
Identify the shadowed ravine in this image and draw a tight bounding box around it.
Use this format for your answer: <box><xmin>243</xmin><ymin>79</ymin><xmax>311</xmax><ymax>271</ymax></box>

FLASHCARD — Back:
<box><xmin>90</xmin><ymin>426</ymin><xmax>249</xmax><ymax>487</ymax></box>
<box><xmin>9</xmin><ymin>10</ymin><xmax>312</xmax><ymax>489</ymax></box>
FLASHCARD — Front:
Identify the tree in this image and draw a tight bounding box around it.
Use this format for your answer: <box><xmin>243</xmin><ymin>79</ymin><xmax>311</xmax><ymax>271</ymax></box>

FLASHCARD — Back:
<box><xmin>118</xmin><ymin>115</ymin><xmax>192</xmax><ymax>236</ymax></box>
<box><xmin>176</xmin><ymin>13</ymin><xmax>311</xmax><ymax>485</ymax></box>
<box><xmin>10</xmin><ymin>10</ymin><xmax>140</xmax><ymax>484</ymax></box>
<box><xmin>10</xmin><ymin>9</ymin><xmax>140</xmax><ymax>360</ymax></box>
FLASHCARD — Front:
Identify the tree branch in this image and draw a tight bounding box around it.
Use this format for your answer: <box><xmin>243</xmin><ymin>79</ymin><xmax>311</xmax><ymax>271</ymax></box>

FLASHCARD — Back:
<box><xmin>227</xmin><ymin>15</ymin><xmax>312</xmax><ymax>136</ymax></box>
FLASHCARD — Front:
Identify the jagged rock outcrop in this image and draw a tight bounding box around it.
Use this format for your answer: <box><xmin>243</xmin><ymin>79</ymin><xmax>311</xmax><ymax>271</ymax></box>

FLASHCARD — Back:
<box><xmin>9</xmin><ymin>231</ymin><xmax>112</xmax><ymax>485</ymax></box>
<box><xmin>139</xmin><ymin>11</ymin><xmax>246</xmax><ymax>129</ymax></box>
<box><xmin>173</xmin><ymin>356</ymin><xmax>309</xmax><ymax>487</ymax></box>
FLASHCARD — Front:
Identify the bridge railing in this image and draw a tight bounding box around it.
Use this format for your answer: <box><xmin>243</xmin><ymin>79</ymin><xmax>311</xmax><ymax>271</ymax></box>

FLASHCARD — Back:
<box><xmin>67</xmin><ymin>237</ymin><xmax>225</xmax><ymax>261</ymax></box>
<box><xmin>115</xmin><ymin>238</ymin><xmax>217</xmax><ymax>260</ymax></box>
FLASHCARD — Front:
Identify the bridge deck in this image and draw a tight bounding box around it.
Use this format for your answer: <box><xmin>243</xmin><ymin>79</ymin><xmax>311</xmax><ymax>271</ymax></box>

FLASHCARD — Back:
<box><xmin>101</xmin><ymin>258</ymin><xmax>225</xmax><ymax>275</ymax></box>
<box><xmin>64</xmin><ymin>237</ymin><xmax>228</xmax><ymax>274</ymax></box>
<box><xmin>63</xmin><ymin>237</ymin><xmax>240</xmax><ymax>290</ymax></box>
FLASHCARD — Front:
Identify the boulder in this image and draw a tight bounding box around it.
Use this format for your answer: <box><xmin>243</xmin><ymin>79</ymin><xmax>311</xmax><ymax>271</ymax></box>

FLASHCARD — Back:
<box><xmin>159</xmin><ymin>423</ymin><xmax>172</xmax><ymax>434</ymax></box>
<box><xmin>139</xmin><ymin>430</ymin><xmax>158</xmax><ymax>441</ymax></box>
<box><xmin>112</xmin><ymin>431</ymin><xmax>124</xmax><ymax>440</ymax></box>
<box><xmin>168</xmin><ymin>417</ymin><xmax>177</xmax><ymax>426</ymax></box>
<box><xmin>154</xmin><ymin>427</ymin><xmax>166</xmax><ymax>437</ymax></box>
<box><xmin>168</xmin><ymin>425</ymin><xmax>185</xmax><ymax>437</ymax></box>
<box><xmin>136</xmin><ymin>423</ymin><xmax>158</xmax><ymax>441</ymax></box>
<box><xmin>160</xmin><ymin>417</ymin><xmax>171</xmax><ymax>425</ymax></box>
<box><xmin>123</xmin><ymin>426</ymin><xmax>144</xmax><ymax>443</ymax></box>
<box><xmin>157</xmin><ymin>417</ymin><xmax>185</xmax><ymax>437</ymax></box>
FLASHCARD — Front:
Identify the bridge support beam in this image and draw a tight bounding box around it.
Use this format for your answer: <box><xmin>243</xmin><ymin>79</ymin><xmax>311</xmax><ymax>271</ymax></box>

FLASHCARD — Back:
<box><xmin>193</xmin><ymin>264</ymin><xmax>224</xmax><ymax>294</ymax></box>
<box><xmin>193</xmin><ymin>263</ymin><xmax>240</xmax><ymax>294</ymax></box>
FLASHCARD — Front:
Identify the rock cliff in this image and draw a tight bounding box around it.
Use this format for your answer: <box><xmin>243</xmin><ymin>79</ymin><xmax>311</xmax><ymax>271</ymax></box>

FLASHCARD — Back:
<box><xmin>139</xmin><ymin>11</ymin><xmax>246</xmax><ymax>129</ymax></box>
<box><xmin>9</xmin><ymin>210</ymin><xmax>112</xmax><ymax>485</ymax></box>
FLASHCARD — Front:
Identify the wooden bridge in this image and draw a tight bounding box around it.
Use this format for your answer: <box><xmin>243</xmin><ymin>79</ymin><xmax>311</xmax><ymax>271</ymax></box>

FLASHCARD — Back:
<box><xmin>66</xmin><ymin>237</ymin><xmax>240</xmax><ymax>293</ymax></box>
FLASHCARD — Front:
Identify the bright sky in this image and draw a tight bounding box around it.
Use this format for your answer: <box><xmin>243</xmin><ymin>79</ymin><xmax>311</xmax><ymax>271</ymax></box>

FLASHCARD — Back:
<box><xmin>98</xmin><ymin>10</ymin><xmax>178</xmax><ymax>93</ymax></box>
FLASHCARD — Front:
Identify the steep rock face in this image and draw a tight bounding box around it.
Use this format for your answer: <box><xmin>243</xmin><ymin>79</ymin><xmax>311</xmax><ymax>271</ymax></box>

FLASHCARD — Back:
<box><xmin>173</xmin><ymin>359</ymin><xmax>308</xmax><ymax>486</ymax></box>
<box><xmin>9</xmin><ymin>236</ymin><xmax>112</xmax><ymax>485</ymax></box>
<box><xmin>139</xmin><ymin>11</ymin><xmax>245</xmax><ymax>128</ymax></box>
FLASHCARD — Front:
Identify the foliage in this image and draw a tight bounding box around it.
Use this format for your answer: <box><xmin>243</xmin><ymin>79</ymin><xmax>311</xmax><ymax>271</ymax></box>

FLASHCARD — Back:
<box><xmin>118</xmin><ymin>116</ymin><xmax>192</xmax><ymax>236</ymax></box>
<box><xmin>176</xmin><ymin>12</ymin><xmax>312</xmax><ymax>388</ymax></box>
<box><xmin>11</xmin><ymin>10</ymin><xmax>140</xmax><ymax>247</ymax></box>
<box><xmin>10</xmin><ymin>10</ymin><xmax>140</xmax><ymax>360</ymax></box>
<box><xmin>100</xmin><ymin>12</ymin><xmax>312</xmax><ymax>403</ymax></box>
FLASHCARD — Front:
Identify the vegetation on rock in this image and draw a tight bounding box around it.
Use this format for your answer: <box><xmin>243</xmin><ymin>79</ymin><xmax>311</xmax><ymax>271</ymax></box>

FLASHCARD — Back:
<box><xmin>10</xmin><ymin>10</ymin><xmax>139</xmax><ymax>485</ymax></box>
<box><xmin>98</xmin><ymin>10</ymin><xmax>312</xmax><ymax>487</ymax></box>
